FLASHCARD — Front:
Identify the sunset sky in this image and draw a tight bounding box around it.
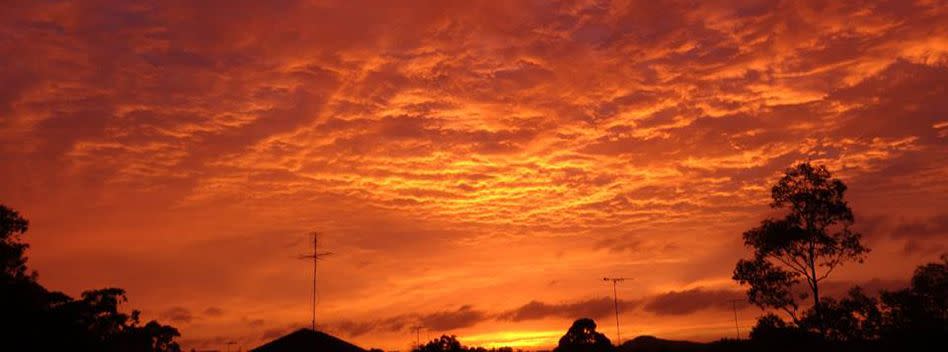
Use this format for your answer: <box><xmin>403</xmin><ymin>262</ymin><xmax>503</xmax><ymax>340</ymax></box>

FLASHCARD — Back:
<box><xmin>1</xmin><ymin>0</ymin><xmax>947</xmax><ymax>350</ymax></box>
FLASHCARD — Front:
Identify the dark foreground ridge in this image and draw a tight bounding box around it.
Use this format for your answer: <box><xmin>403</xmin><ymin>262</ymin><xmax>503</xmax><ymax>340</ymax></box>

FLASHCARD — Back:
<box><xmin>618</xmin><ymin>336</ymin><xmax>706</xmax><ymax>352</ymax></box>
<box><xmin>251</xmin><ymin>328</ymin><xmax>367</xmax><ymax>352</ymax></box>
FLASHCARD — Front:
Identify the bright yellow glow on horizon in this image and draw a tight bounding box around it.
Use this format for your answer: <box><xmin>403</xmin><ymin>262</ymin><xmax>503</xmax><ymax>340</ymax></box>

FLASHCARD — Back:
<box><xmin>461</xmin><ymin>330</ymin><xmax>564</xmax><ymax>349</ymax></box>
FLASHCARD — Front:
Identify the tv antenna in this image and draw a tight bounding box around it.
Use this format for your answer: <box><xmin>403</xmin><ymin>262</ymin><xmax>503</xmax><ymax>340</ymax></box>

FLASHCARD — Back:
<box><xmin>727</xmin><ymin>299</ymin><xmax>745</xmax><ymax>339</ymax></box>
<box><xmin>603</xmin><ymin>277</ymin><xmax>630</xmax><ymax>345</ymax></box>
<box><xmin>410</xmin><ymin>325</ymin><xmax>425</xmax><ymax>346</ymax></box>
<box><xmin>298</xmin><ymin>232</ymin><xmax>333</xmax><ymax>331</ymax></box>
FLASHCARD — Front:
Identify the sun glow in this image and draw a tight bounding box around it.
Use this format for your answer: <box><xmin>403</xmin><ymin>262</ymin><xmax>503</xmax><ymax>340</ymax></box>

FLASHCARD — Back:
<box><xmin>461</xmin><ymin>330</ymin><xmax>564</xmax><ymax>349</ymax></box>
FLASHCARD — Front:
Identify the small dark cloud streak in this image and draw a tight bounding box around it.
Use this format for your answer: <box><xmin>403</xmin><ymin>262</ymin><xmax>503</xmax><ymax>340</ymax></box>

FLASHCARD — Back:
<box><xmin>329</xmin><ymin>305</ymin><xmax>489</xmax><ymax>337</ymax></box>
<box><xmin>642</xmin><ymin>288</ymin><xmax>743</xmax><ymax>316</ymax></box>
<box><xmin>160</xmin><ymin>306</ymin><xmax>194</xmax><ymax>324</ymax></box>
<box><xmin>497</xmin><ymin>297</ymin><xmax>637</xmax><ymax>322</ymax></box>
<box><xmin>892</xmin><ymin>213</ymin><xmax>948</xmax><ymax>240</ymax></box>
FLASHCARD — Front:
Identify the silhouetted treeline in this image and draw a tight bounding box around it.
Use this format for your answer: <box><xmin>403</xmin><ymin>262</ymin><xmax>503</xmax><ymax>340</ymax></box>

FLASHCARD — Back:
<box><xmin>412</xmin><ymin>335</ymin><xmax>516</xmax><ymax>352</ymax></box>
<box><xmin>738</xmin><ymin>255</ymin><xmax>947</xmax><ymax>351</ymax></box>
<box><xmin>0</xmin><ymin>204</ymin><xmax>182</xmax><ymax>351</ymax></box>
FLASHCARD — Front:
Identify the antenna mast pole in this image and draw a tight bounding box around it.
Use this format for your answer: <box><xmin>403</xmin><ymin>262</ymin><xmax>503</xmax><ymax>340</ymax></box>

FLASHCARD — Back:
<box><xmin>603</xmin><ymin>277</ymin><xmax>630</xmax><ymax>345</ymax></box>
<box><xmin>299</xmin><ymin>232</ymin><xmax>332</xmax><ymax>331</ymax></box>
<box><xmin>728</xmin><ymin>299</ymin><xmax>744</xmax><ymax>339</ymax></box>
<box><xmin>411</xmin><ymin>325</ymin><xmax>424</xmax><ymax>346</ymax></box>
<box><xmin>312</xmin><ymin>234</ymin><xmax>317</xmax><ymax>330</ymax></box>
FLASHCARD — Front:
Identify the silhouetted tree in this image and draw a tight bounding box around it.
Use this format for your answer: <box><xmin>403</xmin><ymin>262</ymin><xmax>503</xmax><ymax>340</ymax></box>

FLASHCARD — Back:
<box><xmin>554</xmin><ymin>318</ymin><xmax>614</xmax><ymax>352</ymax></box>
<box><xmin>1</xmin><ymin>204</ymin><xmax>52</xmax><ymax>346</ymax></box>
<box><xmin>733</xmin><ymin>163</ymin><xmax>868</xmax><ymax>334</ymax></box>
<box><xmin>1</xmin><ymin>204</ymin><xmax>32</xmax><ymax>280</ymax></box>
<box><xmin>878</xmin><ymin>254</ymin><xmax>947</xmax><ymax>347</ymax></box>
<box><xmin>0</xmin><ymin>203</ymin><xmax>181</xmax><ymax>351</ymax></box>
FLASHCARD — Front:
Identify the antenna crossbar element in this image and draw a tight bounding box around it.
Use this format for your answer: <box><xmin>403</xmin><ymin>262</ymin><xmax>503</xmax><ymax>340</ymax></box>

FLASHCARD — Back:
<box><xmin>298</xmin><ymin>232</ymin><xmax>333</xmax><ymax>331</ymax></box>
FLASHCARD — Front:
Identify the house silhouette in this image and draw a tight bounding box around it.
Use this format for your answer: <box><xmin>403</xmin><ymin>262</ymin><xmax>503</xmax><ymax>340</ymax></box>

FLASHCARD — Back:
<box><xmin>251</xmin><ymin>328</ymin><xmax>367</xmax><ymax>352</ymax></box>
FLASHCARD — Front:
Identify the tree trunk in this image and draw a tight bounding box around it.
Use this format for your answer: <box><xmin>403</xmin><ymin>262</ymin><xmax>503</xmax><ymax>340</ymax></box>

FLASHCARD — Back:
<box><xmin>804</xmin><ymin>212</ymin><xmax>826</xmax><ymax>338</ymax></box>
<box><xmin>809</xmin><ymin>242</ymin><xmax>825</xmax><ymax>338</ymax></box>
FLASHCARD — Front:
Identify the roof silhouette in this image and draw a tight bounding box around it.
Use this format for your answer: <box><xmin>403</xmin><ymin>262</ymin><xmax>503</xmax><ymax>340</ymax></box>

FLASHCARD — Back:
<box><xmin>250</xmin><ymin>328</ymin><xmax>367</xmax><ymax>352</ymax></box>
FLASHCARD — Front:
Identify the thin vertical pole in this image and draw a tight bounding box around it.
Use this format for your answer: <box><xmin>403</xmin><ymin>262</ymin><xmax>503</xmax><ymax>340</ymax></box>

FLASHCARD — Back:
<box><xmin>312</xmin><ymin>235</ymin><xmax>317</xmax><ymax>331</ymax></box>
<box><xmin>412</xmin><ymin>326</ymin><xmax>422</xmax><ymax>346</ymax></box>
<box><xmin>603</xmin><ymin>277</ymin><xmax>628</xmax><ymax>345</ymax></box>
<box><xmin>613</xmin><ymin>280</ymin><xmax>621</xmax><ymax>345</ymax></box>
<box><xmin>729</xmin><ymin>299</ymin><xmax>742</xmax><ymax>340</ymax></box>
<box><xmin>732</xmin><ymin>301</ymin><xmax>740</xmax><ymax>339</ymax></box>
<box><xmin>298</xmin><ymin>232</ymin><xmax>331</xmax><ymax>332</ymax></box>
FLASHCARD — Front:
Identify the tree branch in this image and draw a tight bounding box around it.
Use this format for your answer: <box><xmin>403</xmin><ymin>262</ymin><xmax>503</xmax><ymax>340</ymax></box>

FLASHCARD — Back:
<box><xmin>770</xmin><ymin>254</ymin><xmax>809</xmax><ymax>278</ymax></box>
<box><xmin>781</xmin><ymin>305</ymin><xmax>800</xmax><ymax>325</ymax></box>
<box><xmin>816</xmin><ymin>254</ymin><xmax>843</xmax><ymax>282</ymax></box>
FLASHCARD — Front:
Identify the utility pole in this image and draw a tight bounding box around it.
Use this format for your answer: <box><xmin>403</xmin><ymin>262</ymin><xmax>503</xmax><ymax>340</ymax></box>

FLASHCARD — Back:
<box><xmin>727</xmin><ymin>299</ymin><xmax>744</xmax><ymax>340</ymax></box>
<box><xmin>603</xmin><ymin>277</ymin><xmax>629</xmax><ymax>345</ymax></box>
<box><xmin>298</xmin><ymin>232</ymin><xmax>333</xmax><ymax>331</ymax></box>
